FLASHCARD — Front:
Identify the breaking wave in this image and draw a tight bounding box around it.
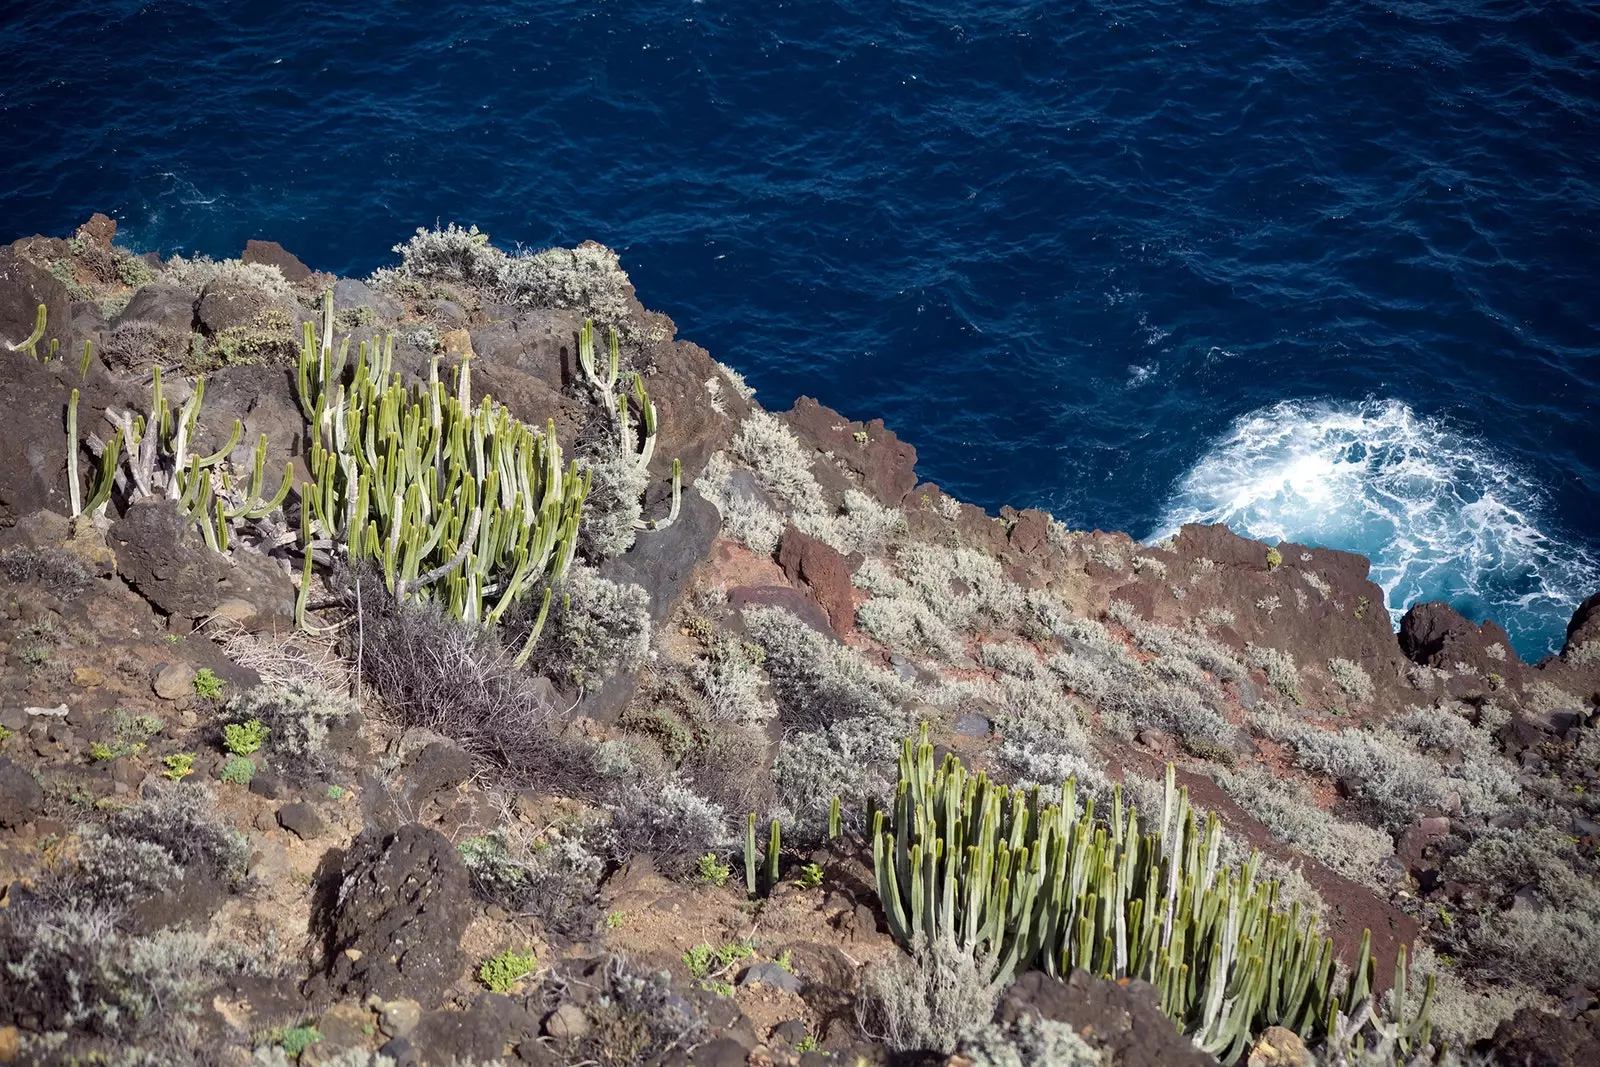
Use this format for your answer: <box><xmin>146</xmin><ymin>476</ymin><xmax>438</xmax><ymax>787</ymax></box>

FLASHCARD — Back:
<box><xmin>1157</xmin><ymin>399</ymin><xmax>1598</xmax><ymax>660</ymax></box>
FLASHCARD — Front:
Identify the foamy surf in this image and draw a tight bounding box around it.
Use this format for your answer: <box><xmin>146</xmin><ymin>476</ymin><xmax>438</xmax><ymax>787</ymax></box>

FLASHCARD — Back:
<box><xmin>1154</xmin><ymin>399</ymin><xmax>1598</xmax><ymax>660</ymax></box>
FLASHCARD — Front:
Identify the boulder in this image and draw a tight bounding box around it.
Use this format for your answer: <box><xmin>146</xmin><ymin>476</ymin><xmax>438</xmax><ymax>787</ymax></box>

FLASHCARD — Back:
<box><xmin>783</xmin><ymin>396</ymin><xmax>918</xmax><ymax>507</ymax></box>
<box><xmin>403</xmin><ymin>740</ymin><xmax>474</xmax><ymax>810</ymax></box>
<box><xmin>470</xmin><ymin>308</ymin><xmax>585</xmax><ymax>395</ymax></box>
<box><xmin>0</xmin><ymin>247</ymin><xmax>75</xmax><ymax>356</ymax></box>
<box><xmin>997</xmin><ymin>969</ymin><xmax>1219</xmax><ymax>1067</ymax></box>
<box><xmin>1565</xmin><ymin>591</ymin><xmax>1600</xmax><ymax>658</ymax></box>
<box><xmin>110</xmin><ymin>500</ymin><xmax>295</xmax><ymax>625</ymax></box>
<box><xmin>74</xmin><ymin>214</ymin><xmax>117</xmax><ymax>248</ymax></box>
<box><xmin>115</xmin><ymin>281</ymin><xmax>199</xmax><ymax>333</ymax></box>
<box><xmin>1479</xmin><ymin>1005</ymin><xmax>1600</xmax><ymax>1067</ymax></box>
<box><xmin>1398</xmin><ymin>601</ymin><xmax>1523</xmax><ymax>683</ymax></box>
<box><xmin>241</xmin><ymin>239</ymin><xmax>312</xmax><ymax>284</ymax></box>
<box><xmin>276</xmin><ymin>801</ymin><xmax>325</xmax><ymax>840</ymax></box>
<box><xmin>777</xmin><ymin>525</ymin><xmax>855</xmax><ymax>635</ymax></box>
<box><xmin>332</xmin><ymin>278</ymin><xmax>402</xmax><ymax>321</ymax></box>
<box><xmin>0</xmin><ymin>758</ymin><xmax>44</xmax><ymax>827</ymax></box>
<box><xmin>322</xmin><ymin>824</ymin><xmax>472</xmax><ymax>1009</ymax></box>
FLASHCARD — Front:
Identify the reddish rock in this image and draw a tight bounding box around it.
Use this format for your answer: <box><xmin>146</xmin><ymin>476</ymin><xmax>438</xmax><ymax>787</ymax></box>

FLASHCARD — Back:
<box><xmin>241</xmin><ymin>239</ymin><xmax>313</xmax><ymax>283</ymax></box>
<box><xmin>1480</xmin><ymin>1005</ymin><xmax>1600</xmax><ymax>1067</ymax></box>
<box><xmin>783</xmin><ymin>396</ymin><xmax>918</xmax><ymax>507</ymax></box>
<box><xmin>1565</xmin><ymin>591</ymin><xmax>1600</xmax><ymax>657</ymax></box>
<box><xmin>1399</xmin><ymin>601</ymin><xmax>1524</xmax><ymax>680</ymax></box>
<box><xmin>74</xmin><ymin>213</ymin><xmax>117</xmax><ymax>248</ymax></box>
<box><xmin>778</xmin><ymin>526</ymin><xmax>855</xmax><ymax>634</ymax></box>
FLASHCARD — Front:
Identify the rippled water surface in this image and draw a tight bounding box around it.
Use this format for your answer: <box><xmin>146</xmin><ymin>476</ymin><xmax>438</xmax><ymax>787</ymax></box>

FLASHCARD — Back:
<box><xmin>2</xmin><ymin>0</ymin><xmax>1596</xmax><ymax>655</ymax></box>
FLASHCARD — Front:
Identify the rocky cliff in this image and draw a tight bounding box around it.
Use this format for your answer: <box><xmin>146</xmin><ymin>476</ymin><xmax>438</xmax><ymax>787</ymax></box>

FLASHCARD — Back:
<box><xmin>0</xmin><ymin>218</ymin><xmax>1596</xmax><ymax>1067</ymax></box>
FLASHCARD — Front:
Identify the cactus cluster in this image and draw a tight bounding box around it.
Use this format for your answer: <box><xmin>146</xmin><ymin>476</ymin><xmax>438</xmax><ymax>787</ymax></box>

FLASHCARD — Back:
<box><xmin>89</xmin><ymin>369</ymin><xmax>290</xmax><ymax>547</ymax></box>
<box><xmin>296</xmin><ymin>292</ymin><xmax>587</xmax><ymax>652</ymax></box>
<box><xmin>871</xmin><ymin>726</ymin><xmax>1433</xmax><ymax>1064</ymax></box>
<box><xmin>576</xmin><ymin>319</ymin><xmax>680</xmax><ymax>532</ymax></box>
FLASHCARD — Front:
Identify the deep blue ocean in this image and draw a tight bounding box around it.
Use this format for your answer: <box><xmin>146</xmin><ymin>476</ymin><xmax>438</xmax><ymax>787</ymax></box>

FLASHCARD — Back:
<box><xmin>2</xmin><ymin>1</ymin><xmax>1596</xmax><ymax>659</ymax></box>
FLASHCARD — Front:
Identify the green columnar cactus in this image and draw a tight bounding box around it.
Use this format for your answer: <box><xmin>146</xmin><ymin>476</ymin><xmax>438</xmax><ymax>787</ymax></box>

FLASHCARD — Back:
<box><xmin>578</xmin><ymin>318</ymin><xmax>681</xmax><ymax>534</ymax></box>
<box><xmin>296</xmin><ymin>291</ymin><xmax>588</xmax><ymax>631</ymax></box>
<box><xmin>765</xmin><ymin>818</ymin><xmax>781</xmax><ymax>893</ymax></box>
<box><xmin>745</xmin><ymin>813</ymin><xmax>759</xmax><ymax>897</ymax></box>
<box><xmin>870</xmin><ymin>725</ymin><xmax>1430</xmax><ymax>1065</ymax></box>
<box><xmin>5</xmin><ymin>303</ymin><xmax>47</xmax><ymax>358</ymax></box>
<box><xmin>829</xmin><ymin>795</ymin><xmax>842</xmax><ymax>842</ymax></box>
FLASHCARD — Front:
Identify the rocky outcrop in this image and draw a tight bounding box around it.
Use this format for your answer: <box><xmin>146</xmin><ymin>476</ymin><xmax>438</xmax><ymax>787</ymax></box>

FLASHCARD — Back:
<box><xmin>778</xmin><ymin>525</ymin><xmax>856</xmax><ymax>634</ymax></box>
<box><xmin>996</xmin><ymin>969</ymin><xmax>1219</xmax><ymax>1067</ymax></box>
<box><xmin>321</xmin><ymin>824</ymin><xmax>472</xmax><ymax>1010</ymax></box>
<box><xmin>241</xmin><ymin>239</ymin><xmax>313</xmax><ymax>284</ymax></box>
<box><xmin>783</xmin><ymin>396</ymin><xmax>918</xmax><ymax>508</ymax></box>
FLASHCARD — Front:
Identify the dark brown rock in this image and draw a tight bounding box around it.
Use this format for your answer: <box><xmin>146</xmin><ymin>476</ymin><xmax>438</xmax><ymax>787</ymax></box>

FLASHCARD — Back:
<box><xmin>276</xmin><ymin>801</ymin><xmax>325</xmax><ymax>840</ymax></box>
<box><xmin>323</xmin><ymin>824</ymin><xmax>472</xmax><ymax>1009</ymax></box>
<box><xmin>1565</xmin><ymin>592</ymin><xmax>1600</xmax><ymax>658</ymax></box>
<box><xmin>0</xmin><ymin>758</ymin><xmax>44</xmax><ymax>827</ymax></box>
<box><xmin>997</xmin><ymin>969</ymin><xmax>1219</xmax><ymax>1067</ymax></box>
<box><xmin>470</xmin><ymin>308</ymin><xmax>584</xmax><ymax>395</ymax></box>
<box><xmin>115</xmin><ymin>280</ymin><xmax>199</xmax><ymax>333</ymax></box>
<box><xmin>1399</xmin><ymin>601</ymin><xmax>1524</xmax><ymax>681</ymax></box>
<box><xmin>403</xmin><ymin>740</ymin><xmax>474</xmax><ymax>810</ymax></box>
<box><xmin>74</xmin><ymin>213</ymin><xmax>117</xmax><ymax>248</ymax></box>
<box><xmin>1480</xmin><ymin>1006</ymin><xmax>1600</xmax><ymax>1067</ymax></box>
<box><xmin>0</xmin><ymin>247</ymin><xmax>75</xmax><ymax>359</ymax></box>
<box><xmin>241</xmin><ymin>239</ymin><xmax>312</xmax><ymax>284</ymax></box>
<box><xmin>196</xmin><ymin>284</ymin><xmax>272</xmax><ymax>336</ymax></box>
<box><xmin>778</xmin><ymin>526</ymin><xmax>855</xmax><ymax>634</ymax></box>
<box><xmin>110</xmin><ymin>499</ymin><xmax>294</xmax><ymax>624</ymax></box>
<box><xmin>782</xmin><ymin>396</ymin><xmax>918</xmax><ymax>507</ymax></box>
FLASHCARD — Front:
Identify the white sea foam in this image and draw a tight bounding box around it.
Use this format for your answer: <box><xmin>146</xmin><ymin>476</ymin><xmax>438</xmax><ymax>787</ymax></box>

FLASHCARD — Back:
<box><xmin>1155</xmin><ymin>399</ymin><xmax>1598</xmax><ymax>658</ymax></box>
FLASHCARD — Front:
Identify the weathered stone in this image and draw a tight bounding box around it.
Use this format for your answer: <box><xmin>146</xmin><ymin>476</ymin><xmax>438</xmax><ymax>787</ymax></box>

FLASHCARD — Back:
<box><xmin>276</xmin><ymin>801</ymin><xmax>325</xmax><ymax>840</ymax></box>
<box><xmin>0</xmin><ymin>758</ymin><xmax>44</xmax><ymax>827</ymax></box>
<box><xmin>783</xmin><ymin>396</ymin><xmax>918</xmax><ymax>507</ymax></box>
<box><xmin>543</xmin><ymin>1002</ymin><xmax>589</xmax><ymax>1040</ymax></box>
<box><xmin>997</xmin><ymin>969</ymin><xmax>1219</xmax><ymax>1067</ymax></box>
<box><xmin>153</xmin><ymin>661</ymin><xmax>196</xmax><ymax>700</ymax></box>
<box><xmin>323</xmin><ymin>824</ymin><xmax>472</xmax><ymax>1009</ymax></box>
<box><xmin>739</xmin><ymin>962</ymin><xmax>804</xmax><ymax>994</ymax></box>
<box><xmin>778</xmin><ymin>525</ymin><xmax>855</xmax><ymax>634</ymax></box>
<box><xmin>377</xmin><ymin>997</ymin><xmax>422</xmax><ymax>1038</ymax></box>
<box><xmin>403</xmin><ymin>740</ymin><xmax>474</xmax><ymax>810</ymax></box>
<box><xmin>1247</xmin><ymin>1025</ymin><xmax>1311</xmax><ymax>1067</ymax></box>
<box><xmin>75</xmin><ymin>213</ymin><xmax>117</xmax><ymax>248</ymax></box>
<box><xmin>241</xmin><ymin>239</ymin><xmax>312</xmax><ymax>283</ymax></box>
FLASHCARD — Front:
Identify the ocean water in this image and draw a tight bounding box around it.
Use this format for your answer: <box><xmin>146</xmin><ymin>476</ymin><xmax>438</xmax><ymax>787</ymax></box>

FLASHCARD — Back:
<box><xmin>1</xmin><ymin>1</ymin><xmax>1596</xmax><ymax>658</ymax></box>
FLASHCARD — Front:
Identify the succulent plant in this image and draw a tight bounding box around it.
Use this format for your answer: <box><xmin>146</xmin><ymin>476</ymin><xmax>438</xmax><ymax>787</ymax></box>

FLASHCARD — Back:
<box><xmin>871</xmin><ymin>725</ymin><xmax>1433</xmax><ymax>1064</ymax></box>
<box><xmin>296</xmin><ymin>291</ymin><xmax>587</xmax><ymax>654</ymax></box>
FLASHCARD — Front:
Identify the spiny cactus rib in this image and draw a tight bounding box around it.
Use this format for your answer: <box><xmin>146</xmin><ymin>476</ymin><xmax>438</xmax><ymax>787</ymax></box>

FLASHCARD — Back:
<box><xmin>296</xmin><ymin>291</ymin><xmax>586</xmax><ymax>635</ymax></box>
<box><xmin>66</xmin><ymin>390</ymin><xmax>83</xmax><ymax>517</ymax></box>
<box><xmin>870</xmin><ymin>725</ymin><xmax>1429</xmax><ymax>1064</ymax></box>
<box><xmin>745</xmin><ymin>813</ymin><xmax>759</xmax><ymax>898</ymax></box>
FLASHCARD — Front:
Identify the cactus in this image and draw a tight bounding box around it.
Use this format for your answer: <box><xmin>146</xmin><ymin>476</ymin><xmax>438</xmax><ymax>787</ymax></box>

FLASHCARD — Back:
<box><xmin>745</xmin><ymin>813</ymin><xmax>759</xmax><ymax>898</ymax></box>
<box><xmin>765</xmin><ymin>818</ymin><xmax>781</xmax><ymax>893</ymax></box>
<box><xmin>5</xmin><ymin>303</ymin><xmax>47</xmax><ymax>359</ymax></box>
<box><xmin>578</xmin><ymin>318</ymin><xmax>682</xmax><ymax>535</ymax></box>
<box><xmin>295</xmin><ymin>291</ymin><xmax>588</xmax><ymax>632</ymax></box>
<box><xmin>829</xmin><ymin>795</ymin><xmax>842</xmax><ymax>843</ymax></box>
<box><xmin>870</xmin><ymin>725</ymin><xmax>1429</xmax><ymax>1064</ymax></box>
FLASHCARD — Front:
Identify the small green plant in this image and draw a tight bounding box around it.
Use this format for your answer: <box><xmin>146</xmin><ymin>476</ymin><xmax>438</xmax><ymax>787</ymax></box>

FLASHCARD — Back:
<box><xmin>223</xmin><ymin>718</ymin><xmax>268</xmax><ymax>756</ymax></box>
<box><xmin>90</xmin><ymin>711</ymin><xmax>164</xmax><ymax>761</ymax></box>
<box><xmin>220</xmin><ymin>753</ymin><xmax>255</xmax><ymax>785</ymax></box>
<box><xmin>326</xmin><ymin>784</ymin><xmax>346</xmax><ymax>800</ymax></box>
<box><xmin>775</xmin><ymin>949</ymin><xmax>794</xmax><ymax>973</ymax></box>
<box><xmin>606</xmin><ymin>910</ymin><xmax>626</xmax><ymax>929</ymax></box>
<box><xmin>20</xmin><ymin>646</ymin><xmax>51</xmax><ymax>666</ymax></box>
<box><xmin>695</xmin><ymin>852</ymin><xmax>732</xmax><ymax>887</ymax></box>
<box><xmin>683</xmin><ymin>943</ymin><xmax>715</xmax><ymax>978</ymax></box>
<box><xmin>795</xmin><ymin>863</ymin><xmax>824</xmax><ymax>889</ymax></box>
<box><xmin>1265</xmin><ymin>546</ymin><xmax>1282</xmax><ymax>570</ymax></box>
<box><xmin>165</xmin><ymin>632</ymin><xmax>183</xmax><ymax>645</ymax></box>
<box><xmin>797</xmin><ymin>1035</ymin><xmax>820</xmax><ymax>1053</ymax></box>
<box><xmin>265</xmin><ymin>1026</ymin><xmax>323</xmax><ymax>1057</ymax></box>
<box><xmin>852</xmin><ymin>430</ymin><xmax>869</xmax><ymax>444</ymax></box>
<box><xmin>0</xmin><ymin>724</ymin><xmax>11</xmax><ymax>744</ymax></box>
<box><xmin>193</xmin><ymin>668</ymin><xmax>225</xmax><ymax>699</ymax></box>
<box><xmin>479</xmin><ymin>948</ymin><xmax>537</xmax><ymax>993</ymax></box>
<box><xmin>1436</xmin><ymin>906</ymin><xmax>1455</xmax><ymax>930</ymax></box>
<box><xmin>1354</xmin><ymin>595</ymin><xmax>1370</xmax><ymax>620</ymax></box>
<box><xmin>162</xmin><ymin>753</ymin><xmax>196</xmax><ymax>781</ymax></box>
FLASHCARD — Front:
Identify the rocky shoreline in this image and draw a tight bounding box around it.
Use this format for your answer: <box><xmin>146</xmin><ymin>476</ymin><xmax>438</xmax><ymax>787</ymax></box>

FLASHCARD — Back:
<box><xmin>0</xmin><ymin>217</ymin><xmax>1597</xmax><ymax>1067</ymax></box>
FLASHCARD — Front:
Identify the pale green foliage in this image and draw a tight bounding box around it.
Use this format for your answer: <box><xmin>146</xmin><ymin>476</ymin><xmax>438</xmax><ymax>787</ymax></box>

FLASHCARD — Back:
<box><xmin>579</xmin><ymin>450</ymin><xmax>649</xmax><ymax>560</ymax></box>
<box><xmin>1445</xmin><ymin>825</ymin><xmax>1600</xmax><ymax>988</ymax></box>
<box><xmin>693</xmin><ymin>451</ymin><xmax>786</xmax><ymax>555</ymax></box>
<box><xmin>732</xmin><ymin>410</ymin><xmax>826</xmax><ymax>515</ymax></box>
<box><xmin>856</xmin><ymin>936</ymin><xmax>1003</xmax><ymax>1054</ymax></box>
<box><xmin>458</xmin><ymin>823</ymin><xmax>605</xmax><ymax>937</ymax></box>
<box><xmin>1248</xmin><ymin>643</ymin><xmax>1304</xmax><ymax>705</ymax></box>
<box><xmin>1107</xmin><ymin>600</ymin><xmax>1245</xmax><ymax>682</ymax></box>
<box><xmin>226</xmin><ymin>679</ymin><xmax>354</xmax><ymax>777</ymax></box>
<box><xmin>1406</xmin><ymin>944</ymin><xmax>1551</xmax><ymax>1048</ymax></box>
<box><xmin>979</xmin><ymin>641</ymin><xmax>1044</xmax><ymax>680</ymax></box>
<box><xmin>956</xmin><ymin>1014</ymin><xmax>1109</xmax><ymax>1067</ymax></box>
<box><xmin>1327</xmin><ymin>658</ymin><xmax>1374</xmax><ymax>703</ymax></box>
<box><xmin>1253</xmin><ymin>708</ymin><xmax>1517</xmax><ymax>831</ymax></box>
<box><xmin>1215</xmin><ymin>767</ymin><xmax>1394</xmax><ymax>886</ymax></box>
<box><xmin>74</xmin><ymin>833</ymin><xmax>183</xmax><ymax>907</ymax></box>
<box><xmin>498</xmin><ymin>242</ymin><xmax>642</xmax><ymax>335</ymax></box>
<box><xmin>856</xmin><ymin>594</ymin><xmax>967</xmax><ymax>659</ymax></box>
<box><xmin>539</xmin><ymin>565</ymin><xmax>651</xmax><ymax>688</ymax></box>
<box><xmin>796</xmin><ymin>488</ymin><xmax>906</xmax><ymax>556</ymax></box>
<box><xmin>378</xmin><ymin>223</ymin><xmax>505</xmax><ymax>288</ymax></box>
<box><xmin>162</xmin><ymin>255</ymin><xmax>293</xmax><ymax>297</ymax></box>
<box><xmin>692</xmin><ymin>633</ymin><xmax>776</xmax><ymax>726</ymax></box>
